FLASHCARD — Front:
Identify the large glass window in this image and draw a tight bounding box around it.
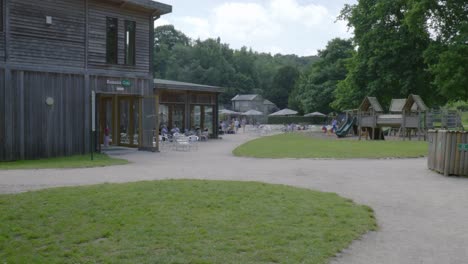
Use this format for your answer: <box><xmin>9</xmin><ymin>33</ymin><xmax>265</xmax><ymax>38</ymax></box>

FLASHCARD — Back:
<box><xmin>159</xmin><ymin>104</ymin><xmax>185</xmax><ymax>133</ymax></box>
<box><xmin>106</xmin><ymin>17</ymin><xmax>118</xmax><ymax>64</ymax></box>
<box><xmin>124</xmin><ymin>21</ymin><xmax>136</xmax><ymax>65</ymax></box>
<box><xmin>191</xmin><ymin>106</ymin><xmax>201</xmax><ymax>130</ymax></box>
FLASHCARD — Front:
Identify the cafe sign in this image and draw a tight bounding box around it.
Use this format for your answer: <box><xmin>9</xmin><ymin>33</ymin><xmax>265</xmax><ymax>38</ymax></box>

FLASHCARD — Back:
<box><xmin>458</xmin><ymin>144</ymin><xmax>468</xmax><ymax>151</ymax></box>
<box><xmin>107</xmin><ymin>79</ymin><xmax>132</xmax><ymax>87</ymax></box>
<box><xmin>121</xmin><ymin>79</ymin><xmax>131</xmax><ymax>87</ymax></box>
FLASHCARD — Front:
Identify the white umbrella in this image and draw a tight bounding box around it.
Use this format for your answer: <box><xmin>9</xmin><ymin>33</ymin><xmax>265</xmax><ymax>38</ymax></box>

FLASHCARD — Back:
<box><xmin>219</xmin><ymin>109</ymin><xmax>240</xmax><ymax>115</ymax></box>
<box><xmin>242</xmin><ymin>109</ymin><xmax>264</xmax><ymax>116</ymax></box>
<box><xmin>304</xmin><ymin>112</ymin><xmax>326</xmax><ymax>117</ymax></box>
<box><xmin>269</xmin><ymin>108</ymin><xmax>298</xmax><ymax>116</ymax></box>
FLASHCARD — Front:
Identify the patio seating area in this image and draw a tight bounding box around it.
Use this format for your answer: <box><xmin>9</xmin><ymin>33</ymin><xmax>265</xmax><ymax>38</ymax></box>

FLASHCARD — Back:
<box><xmin>157</xmin><ymin>132</ymin><xmax>205</xmax><ymax>152</ymax></box>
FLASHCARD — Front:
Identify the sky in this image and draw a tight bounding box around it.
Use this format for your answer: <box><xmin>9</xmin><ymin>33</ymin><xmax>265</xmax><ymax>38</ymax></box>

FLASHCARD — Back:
<box><xmin>155</xmin><ymin>0</ymin><xmax>357</xmax><ymax>57</ymax></box>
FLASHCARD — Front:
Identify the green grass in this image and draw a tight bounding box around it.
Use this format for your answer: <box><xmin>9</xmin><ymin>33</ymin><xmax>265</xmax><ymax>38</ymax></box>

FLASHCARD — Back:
<box><xmin>234</xmin><ymin>133</ymin><xmax>428</xmax><ymax>159</ymax></box>
<box><xmin>0</xmin><ymin>153</ymin><xmax>128</xmax><ymax>170</ymax></box>
<box><xmin>0</xmin><ymin>180</ymin><xmax>376</xmax><ymax>264</ymax></box>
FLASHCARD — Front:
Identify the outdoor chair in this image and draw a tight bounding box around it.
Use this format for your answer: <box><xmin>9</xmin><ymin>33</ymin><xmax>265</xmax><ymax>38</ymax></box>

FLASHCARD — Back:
<box><xmin>175</xmin><ymin>136</ymin><xmax>191</xmax><ymax>151</ymax></box>
<box><xmin>188</xmin><ymin>135</ymin><xmax>199</xmax><ymax>151</ymax></box>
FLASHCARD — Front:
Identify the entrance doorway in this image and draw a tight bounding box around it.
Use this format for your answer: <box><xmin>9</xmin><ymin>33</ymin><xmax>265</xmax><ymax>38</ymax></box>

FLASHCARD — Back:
<box><xmin>99</xmin><ymin>95</ymin><xmax>141</xmax><ymax>148</ymax></box>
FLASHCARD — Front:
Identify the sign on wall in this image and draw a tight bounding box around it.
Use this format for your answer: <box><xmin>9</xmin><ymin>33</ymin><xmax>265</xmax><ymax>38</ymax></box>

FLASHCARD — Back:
<box><xmin>458</xmin><ymin>144</ymin><xmax>468</xmax><ymax>152</ymax></box>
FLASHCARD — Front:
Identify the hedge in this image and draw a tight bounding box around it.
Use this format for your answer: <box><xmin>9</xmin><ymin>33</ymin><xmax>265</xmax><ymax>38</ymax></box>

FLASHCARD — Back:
<box><xmin>267</xmin><ymin>116</ymin><xmax>328</xmax><ymax>125</ymax></box>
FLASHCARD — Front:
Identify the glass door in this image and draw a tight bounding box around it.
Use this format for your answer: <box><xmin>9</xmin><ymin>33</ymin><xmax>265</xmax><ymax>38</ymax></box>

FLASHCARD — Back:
<box><xmin>99</xmin><ymin>97</ymin><xmax>114</xmax><ymax>146</ymax></box>
<box><xmin>118</xmin><ymin>97</ymin><xmax>140</xmax><ymax>147</ymax></box>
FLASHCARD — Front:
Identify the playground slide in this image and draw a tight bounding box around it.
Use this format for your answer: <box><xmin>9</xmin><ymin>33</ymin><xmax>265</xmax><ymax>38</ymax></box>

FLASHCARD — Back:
<box><xmin>336</xmin><ymin>117</ymin><xmax>356</xmax><ymax>138</ymax></box>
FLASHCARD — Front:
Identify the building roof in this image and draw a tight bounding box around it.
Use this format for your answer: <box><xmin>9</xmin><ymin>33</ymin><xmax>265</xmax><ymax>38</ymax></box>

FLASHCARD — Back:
<box><xmin>402</xmin><ymin>94</ymin><xmax>428</xmax><ymax>112</ymax></box>
<box><xmin>104</xmin><ymin>0</ymin><xmax>172</xmax><ymax>15</ymax></box>
<box><xmin>231</xmin><ymin>94</ymin><xmax>261</xmax><ymax>101</ymax></box>
<box><xmin>269</xmin><ymin>108</ymin><xmax>298</xmax><ymax>116</ymax></box>
<box><xmin>389</xmin><ymin>99</ymin><xmax>406</xmax><ymax>113</ymax></box>
<box><xmin>263</xmin><ymin>99</ymin><xmax>275</xmax><ymax>105</ymax></box>
<box><xmin>154</xmin><ymin>79</ymin><xmax>224</xmax><ymax>93</ymax></box>
<box><xmin>359</xmin><ymin>97</ymin><xmax>384</xmax><ymax>112</ymax></box>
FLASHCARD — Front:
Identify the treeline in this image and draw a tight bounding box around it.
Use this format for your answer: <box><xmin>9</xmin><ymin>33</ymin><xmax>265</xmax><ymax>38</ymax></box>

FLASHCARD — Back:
<box><xmin>290</xmin><ymin>0</ymin><xmax>467</xmax><ymax>114</ymax></box>
<box><xmin>153</xmin><ymin>25</ymin><xmax>318</xmax><ymax>108</ymax></box>
<box><xmin>154</xmin><ymin>0</ymin><xmax>467</xmax><ymax>114</ymax></box>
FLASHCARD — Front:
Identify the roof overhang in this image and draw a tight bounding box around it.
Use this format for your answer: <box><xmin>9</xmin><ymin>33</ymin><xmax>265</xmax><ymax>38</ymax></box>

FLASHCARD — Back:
<box><xmin>102</xmin><ymin>0</ymin><xmax>172</xmax><ymax>16</ymax></box>
<box><xmin>154</xmin><ymin>79</ymin><xmax>224</xmax><ymax>93</ymax></box>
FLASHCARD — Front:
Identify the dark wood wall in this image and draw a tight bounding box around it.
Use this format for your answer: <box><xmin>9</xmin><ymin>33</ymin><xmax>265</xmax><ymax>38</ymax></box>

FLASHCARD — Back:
<box><xmin>8</xmin><ymin>0</ymin><xmax>86</xmax><ymax>68</ymax></box>
<box><xmin>2</xmin><ymin>70</ymin><xmax>89</xmax><ymax>161</ymax></box>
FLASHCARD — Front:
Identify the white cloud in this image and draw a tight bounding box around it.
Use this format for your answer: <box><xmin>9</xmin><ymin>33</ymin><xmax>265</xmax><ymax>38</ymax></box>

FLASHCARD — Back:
<box><xmin>175</xmin><ymin>16</ymin><xmax>211</xmax><ymax>39</ymax></box>
<box><xmin>154</xmin><ymin>18</ymin><xmax>171</xmax><ymax>27</ymax></box>
<box><xmin>212</xmin><ymin>2</ymin><xmax>281</xmax><ymax>42</ymax></box>
<box><xmin>270</xmin><ymin>0</ymin><xmax>330</xmax><ymax>28</ymax></box>
<box><xmin>160</xmin><ymin>0</ymin><xmax>354</xmax><ymax>56</ymax></box>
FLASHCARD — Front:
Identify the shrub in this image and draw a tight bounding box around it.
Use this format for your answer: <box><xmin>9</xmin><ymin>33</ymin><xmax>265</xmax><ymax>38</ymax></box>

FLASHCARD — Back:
<box><xmin>445</xmin><ymin>100</ymin><xmax>468</xmax><ymax>111</ymax></box>
<box><xmin>267</xmin><ymin>116</ymin><xmax>328</xmax><ymax>124</ymax></box>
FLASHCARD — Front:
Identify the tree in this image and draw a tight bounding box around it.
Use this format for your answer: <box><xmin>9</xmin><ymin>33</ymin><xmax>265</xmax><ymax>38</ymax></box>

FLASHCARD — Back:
<box><xmin>270</xmin><ymin>66</ymin><xmax>300</xmax><ymax>109</ymax></box>
<box><xmin>334</xmin><ymin>0</ymin><xmax>434</xmax><ymax>110</ymax></box>
<box><xmin>405</xmin><ymin>0</ymin><xmax>468</xmax><ymax>101</ymax></box>
<box><xmin>290</xmin><ymin>38</ymin><xmax>355</xmax><ymax>113</ymax></box>
<box><xmin>154</xmin><ymin>25</ymin><xmax>190</xmax><ymax>78</ymax></box>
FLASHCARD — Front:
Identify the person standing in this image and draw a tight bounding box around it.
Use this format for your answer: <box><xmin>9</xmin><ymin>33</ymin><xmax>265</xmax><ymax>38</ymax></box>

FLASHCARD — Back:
<box><xmin>332</xmin><ymin>118</ymin><xmax>338</xmax><ymax>133</ymax></box>
<box><xmin>241</xmin><ymin>118</ymin><xmax>247</xmax><ymax>133</ymax></box>
<box><xmin>234</xmin><ymin>119</ymin><xmax>240</xmax><ymax>133</ymax></box>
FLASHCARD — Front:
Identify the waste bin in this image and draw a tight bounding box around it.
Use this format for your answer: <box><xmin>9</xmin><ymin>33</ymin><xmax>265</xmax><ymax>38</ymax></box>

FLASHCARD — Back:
<box><xmin>428</xmin><ymin>130</ymin><xmax>468</xmax><ymax>176</ymax></box>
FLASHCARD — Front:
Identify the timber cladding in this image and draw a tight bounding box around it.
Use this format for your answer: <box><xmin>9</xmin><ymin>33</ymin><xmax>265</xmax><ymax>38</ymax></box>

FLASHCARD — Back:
<box><xmin>3</xmin><ymin>70</ymin><xmax>87</xmax><ymax>161</ymax></box>
<box><xmin>9</xmin><ymin>0</ymin><xmax>86</xmax><ymax>68</ymax></box>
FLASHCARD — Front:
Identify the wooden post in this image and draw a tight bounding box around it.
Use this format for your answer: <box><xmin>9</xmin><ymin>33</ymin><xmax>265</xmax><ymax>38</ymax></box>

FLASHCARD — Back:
<box><xmin>444</xmin><ymin>131</ymin><xmax>451</xmax><ymax>176</ymax></box>
<box><xmin>155</xmin><ymin>92</ymin><xmax>160</xmax><ymax>151</ymax></box>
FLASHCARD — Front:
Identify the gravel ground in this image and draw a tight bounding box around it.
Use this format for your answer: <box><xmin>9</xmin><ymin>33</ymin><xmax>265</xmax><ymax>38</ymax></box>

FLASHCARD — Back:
<box><xmin>1</xmin><ymin>132</ymin><xmax>467</xmax><ymax>264</ymax></box>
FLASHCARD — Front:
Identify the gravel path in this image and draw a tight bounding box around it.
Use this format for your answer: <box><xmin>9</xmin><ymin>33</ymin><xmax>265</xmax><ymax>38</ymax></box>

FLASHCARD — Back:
<box><xmin>1</xmin><ymin>132</ymin><xmax>467</xmax><ymax>264</ymax></box>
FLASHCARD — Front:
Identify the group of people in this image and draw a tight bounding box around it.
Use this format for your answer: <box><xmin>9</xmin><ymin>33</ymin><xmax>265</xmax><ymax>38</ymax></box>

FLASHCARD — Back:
<box><xmin>219</xmin><ymin>118</ymin><xmax>247</xmax><ymax>135</ymax></box>
<box><xmin>321</xmin><ymin>118</ymin><xmax>340</xmax><ymax>135</ymax></box>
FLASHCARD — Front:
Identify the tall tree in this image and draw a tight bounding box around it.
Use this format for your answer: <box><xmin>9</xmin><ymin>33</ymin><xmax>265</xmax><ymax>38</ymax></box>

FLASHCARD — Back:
<box><xmin>270</xmin><ymin>66</ymin><xmax>300</xmax><ymax>109</ymax></box>
<box><xmin>154</xmin><ymin>25</ymin><xmax>190</xmax><ymax>78</ymax></box>
<box><xmin>333</xmin><ymin>0</ymin><xmax>433</xmax><ymax>110</ymax></box>
<box><xmin>291</xmin><ymin>38</ymin><xmax>355</xmax><ymax>114</ymax></box>
<box><xmin>405</xmin><ymin>0</ymin><xmax>468</xmax><ymax>101</ymax></box>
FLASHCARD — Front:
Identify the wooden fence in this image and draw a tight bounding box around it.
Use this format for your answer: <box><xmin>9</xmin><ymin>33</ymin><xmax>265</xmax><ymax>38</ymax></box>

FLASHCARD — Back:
<box><xmin>428</xmin><ymin>130</ymin><xmax>468</xmax><ymax>176</ymax></box>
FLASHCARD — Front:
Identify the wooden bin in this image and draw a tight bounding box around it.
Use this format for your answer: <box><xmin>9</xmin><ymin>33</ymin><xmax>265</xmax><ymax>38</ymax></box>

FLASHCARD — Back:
<box><xmin>428</xmin><ymin>130</ymin><xmax>468</xmax><ymax>176</ymax></box>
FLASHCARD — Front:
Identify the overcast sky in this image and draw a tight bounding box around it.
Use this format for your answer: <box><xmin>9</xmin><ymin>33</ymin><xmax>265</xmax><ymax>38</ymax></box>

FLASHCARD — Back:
<box><xmin>155</xmin><ymin>0</ymin><xmax>357</xmax><ymax>56</ymax></box>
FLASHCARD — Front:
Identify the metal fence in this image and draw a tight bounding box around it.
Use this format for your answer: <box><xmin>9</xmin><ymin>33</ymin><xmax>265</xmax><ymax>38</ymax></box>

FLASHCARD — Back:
<box><xmin>428</xmin><ymin>130</ymin><xmax>468</xmax><ymax>176</ymax></box>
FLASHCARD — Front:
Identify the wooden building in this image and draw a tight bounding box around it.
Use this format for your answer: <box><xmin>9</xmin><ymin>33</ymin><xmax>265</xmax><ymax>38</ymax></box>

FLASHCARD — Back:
<box><xmin>0</xmin><ymin>0</ymin><xmax>172</xmax><ymax>161</ymax></box>
<box><xmin>155</xmin><ymin>79</ymin><xmax>223</xmax><ymax>139</ymax></box>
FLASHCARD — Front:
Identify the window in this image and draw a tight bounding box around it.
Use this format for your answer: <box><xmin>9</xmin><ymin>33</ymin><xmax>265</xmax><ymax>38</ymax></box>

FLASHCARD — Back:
<box><xmin>106</xmin><ymin>17</ymin><xmax>118</xmax><ymax>64</ymax></box>
<box><xmin>124</xmin><ymin>21</ymin><xmax>136</xmax><ymax>65</ymax></box>
<box><xmin>0</xmin><ymin>0</ymin><xmax>3</xmax><ymax>32</ymax></box>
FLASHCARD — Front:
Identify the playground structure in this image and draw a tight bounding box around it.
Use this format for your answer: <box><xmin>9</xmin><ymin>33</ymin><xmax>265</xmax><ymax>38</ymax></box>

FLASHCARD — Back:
<box><xmin>338</xmin><ymin>94</ymin><xmax>464</xmax><ymax>140</ymax></box>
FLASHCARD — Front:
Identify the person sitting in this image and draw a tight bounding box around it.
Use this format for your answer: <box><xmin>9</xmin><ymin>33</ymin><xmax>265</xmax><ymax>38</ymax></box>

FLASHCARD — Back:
<box><xmin>171</xmin><ymin>125</ymin><xmax>180</xmax><ymax>134</ymax></box>
<box><xmin>161</xmin><ymin>125</ymin><xmax>169</xmax><ymax>136</ymax></box>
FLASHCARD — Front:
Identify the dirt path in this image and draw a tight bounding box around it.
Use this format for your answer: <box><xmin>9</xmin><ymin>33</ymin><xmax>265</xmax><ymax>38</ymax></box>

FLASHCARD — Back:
<box><xmin>1</xmin><ymin>132</ymin><xmax>467</xmax><ymax>264</ymax></box>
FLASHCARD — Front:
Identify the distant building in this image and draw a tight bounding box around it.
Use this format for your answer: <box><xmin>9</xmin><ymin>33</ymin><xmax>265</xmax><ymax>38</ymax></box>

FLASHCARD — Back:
<box><xmin>231</xmin><ymin>94</ymin><xmax>278</xmax><ymax>114</ymax></box>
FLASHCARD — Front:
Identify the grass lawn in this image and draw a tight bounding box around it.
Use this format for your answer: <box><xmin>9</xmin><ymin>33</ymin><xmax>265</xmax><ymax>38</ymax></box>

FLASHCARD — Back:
<box><xmin>0</xmin><ymin>153</ymin><xmax>128</xmax><ymax>170</ymax></box>
<box><xmin>233</xmin><ymin>133</ymin><xmax>428</xmax><ymax>159</ymax></box>
<box><xmin>0</xmin><ymin>180</ymin><xmax>376</xmax><ymax>264</ymax></box>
